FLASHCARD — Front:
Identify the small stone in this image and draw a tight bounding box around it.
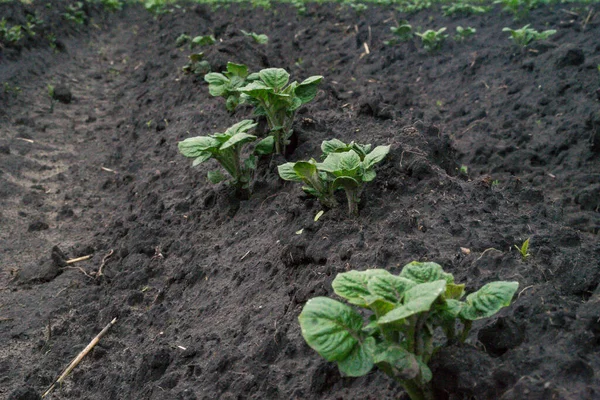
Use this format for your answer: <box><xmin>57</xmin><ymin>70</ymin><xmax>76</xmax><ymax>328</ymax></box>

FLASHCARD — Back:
<box><xmin>52</xmin><ymin>85</ymin><xmax>72</xmax><ymax>104</ymax></box>
<box><xmin>28</xmin><ymin>221</ymin><xmax>49</xmax><ymax>231</ymax></box>
<box><xmin>556</xmin><ymin>48</ymin><xmax>585</xmax><ymax>68</ymax></box>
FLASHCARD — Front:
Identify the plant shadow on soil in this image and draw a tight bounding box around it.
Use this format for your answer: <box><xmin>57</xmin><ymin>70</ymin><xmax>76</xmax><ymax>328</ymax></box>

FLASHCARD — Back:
<box><xmin>1</xmin><ymin>1</ymin><xmax>600</xmax><ymax>399</ymax></box>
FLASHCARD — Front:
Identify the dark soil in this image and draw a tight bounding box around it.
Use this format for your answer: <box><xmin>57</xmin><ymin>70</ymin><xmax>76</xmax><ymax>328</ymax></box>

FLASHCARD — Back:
<box><xmin>1</xmin><ymin>1</ymin><xmax>599</xmax><ymax>399</ymax></box>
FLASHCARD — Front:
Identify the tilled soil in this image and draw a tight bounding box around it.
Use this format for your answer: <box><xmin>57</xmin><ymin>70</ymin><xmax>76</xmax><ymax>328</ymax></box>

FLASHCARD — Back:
<box><xmin>1</xmin><ymin>1</ymin><xmax>599</xmax><ymax>399</ymax></box>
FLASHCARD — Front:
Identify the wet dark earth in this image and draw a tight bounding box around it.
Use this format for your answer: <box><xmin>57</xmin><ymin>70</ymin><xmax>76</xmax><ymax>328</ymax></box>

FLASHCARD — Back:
<box><xmin>1</xmin><ymin>1</ymin><xmax>599</xmax><ymax>399</ymax></box>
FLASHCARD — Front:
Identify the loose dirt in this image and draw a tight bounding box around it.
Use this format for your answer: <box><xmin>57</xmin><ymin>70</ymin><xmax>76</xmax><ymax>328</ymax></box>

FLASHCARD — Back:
<box><xmin>1</xmin><ymin>1</ymin><xmax>599</xmax><ymax>399</ymax></box>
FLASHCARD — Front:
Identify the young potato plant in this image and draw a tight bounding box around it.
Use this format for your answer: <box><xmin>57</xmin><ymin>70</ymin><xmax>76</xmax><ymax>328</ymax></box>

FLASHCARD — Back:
<box><xmin>495</xmin><ymin>0</ymin><xmax>542</xmax><ymax>20</ymax></box>
<box><xmin>384</xmin><ymin>21</ymin><xmax>413</xmax><ymax>45</ymax></box>
<box><xmin>278</xmin><ymin>139</ymin><xmax>390</xmax><ymax>215</ymax></box>
<box><xmin>416</xmin><ymin>28</ymin><xmax>448</xmax><ymax>52</ymax></box>
<box><xmin>0</xmin><ymin>19</ymin><xmax>24</xmax><ymax>44</ymax></box>
<box><xmin>204</xmin><ymin>62</ymin><xmax>258</xmax><ymax>112</ymax></box>
<box><xmin>397</xmin><ymin>0</ymin><xmax>432</xmax><ymax>14</ymax></box>
<box><xmin>502</xmin><ymin>25</ymin><xmax>556</xmax><ymax>47</ymax></box>
<box><xmin>191</xmin><ymin>35</ymin><xmax>216</xmax><ymax>49</ymax></box>
<box><xmin>454</xmin><ymin>26</ymin><xmax>476</xmax><ymax>42</ymax></box>
<box><xmin>237</xmin><ymin>68</ymin><xmax>323</xmax><ymax>154</ymax></box>
<box><xmin>182</xmin><ymin>53</ymin><xmax>211</xmax><ymax>76</ymax></box>
<box><xmin>241</xmin><ymin>30</ymin><xmax>268</xmax><ymax>44</ymax></box>
<box><xmin>299</xmin><ymin>261</ymin><xmax>519</xmax><ymax>400</ymax></box>
<box><xmin>178</xmin><ymin>120</ymin><xmax>274</xmax><ymax>197</ymax></box>
<box><xmin>442</xmin><ymin>3</ymin><xmax>490</xmax><ymax>16</ymax></box>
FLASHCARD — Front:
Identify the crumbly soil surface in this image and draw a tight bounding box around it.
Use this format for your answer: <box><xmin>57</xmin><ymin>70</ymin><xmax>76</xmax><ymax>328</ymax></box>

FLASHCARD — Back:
<box><xmin>1</xmin><ymin>2</ymin><xmax>600</xmax><ymax>399</ymax></box>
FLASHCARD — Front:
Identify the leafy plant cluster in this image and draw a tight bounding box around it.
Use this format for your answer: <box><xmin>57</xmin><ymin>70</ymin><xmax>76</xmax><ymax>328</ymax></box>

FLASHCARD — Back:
<box><xmin>442</xmin><ymin>2</ymin><xmax>490</xmax><ymax>16</ymax></box>
<box><xmin>503</xmin><ymin>24</ymin><xmax>556</xmax><ymax>47</ymax></box>
<box><xmin>454</xmin><ymin>26</ymin><xmax>476</xmax><ymax>42</ymax></box>
<box><xmin>416</xmin><ymin>28</ymin><xmax>448</xmax><ymax>52</ymax></box>
<box><xmin>384</xmin><ymin>20</ymin><xmax>413</xmax><ymax>45</ymax></box>
<box><xmin>63</xmin><ymin>2</ymin><xmax>87</xmax><ymax>25</ymax></box>
<box><xmin>495</xmin><ymin>0</ymin><xmax>548</xmax><ymax>20</ymax></box>
<box><xmin>299</xmin><ymin>262</ymin><xmax>519</xmax><ymax>400</ymax></box>
<box><xmin>278</xmin><ymin>139</ymin><xmax>390</xmax><ymax>215</ymax></box>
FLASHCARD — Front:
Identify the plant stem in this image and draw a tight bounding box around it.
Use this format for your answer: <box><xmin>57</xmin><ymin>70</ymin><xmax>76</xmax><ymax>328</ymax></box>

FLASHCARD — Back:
<box><xmin>391</xmin><ymin>377</ymin><xmax>434</xmax><ymax>400</ymax></box>
<box><xmin>459</xmin><ymin>319</ymin><xmax>472</xmax><ymax>343</ymax></box>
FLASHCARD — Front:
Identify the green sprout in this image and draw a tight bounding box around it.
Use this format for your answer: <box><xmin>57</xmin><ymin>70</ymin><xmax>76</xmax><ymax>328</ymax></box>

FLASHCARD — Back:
<box><xmin>176</xmin><ymin>33</ymin><xmax>191</xmax><ymax>47</ymax></box>
<box><xmin>278</xmin><ymin>139</ymin><xmax>390</xmax><ymax>215</ymax></box>
<box><xmin>144</xmin><ymin>0</ymin><xmax>172</xmax><ymax>15</ymax></box>
<box><xmin>454</xmin><ymin>26</ymin><xmax>476</xmax><ymax>42</ymax></box>
<box><xmin>442</xmin><ymin>3</ymin><xmax>490</xmax><ymax>16</ymax></box>
<box><xmin>190</xmin><ymin>35</ymin><xmax>216</xmax><ymax>49</ymax></box>
<box><xmin>182</xmin><ymin>53</ymin><xmax>211</xmax><ymax>76</ymax></box>
<box><xmin>397</xmin><ymin>0</ymin><xmax>432</xmax><ymax>14</ymax></box>
<box><xmin>240</xmin><ymin>30</ymin><xmax>268</xmax><ymax>44</ymax></box>
<box><xmin>385</xmin><ymin>21</ymin><xmax>413</xmax><ymax>45</ymax></box>
<box><xmin>63</xmin><ymin>2</ymin><xmax>86</xmax><ymax>25</ymax></box>
<box><xmin>514</xmin><ymin>238</ymin><xmax>531</xmax><ymax>261</ymax></box>
<box><xmin>299</xmin><ymin>261</ymin><xmax>519</xmax><ymax>400</ymax></box>
<box><xmin>101</xmin><ymin>0</ymin><xmax>123</xmax><ymax>11</ymax></box>
<box><xmin>0</xmin><ymin>19</ymin><xmax>24</xmax><ymax>43</ymax></box>
<box><xmin>237</xmin><ymin>68</ymin><xmax>323</xmax><ymax>154</ymax></box>
<box><xmin>502</xmin><ymin>25</ymin><xmax>556</xmax><ymax>47</ymax></box>
<box><xmin>204</xmin><ymin>62</ymin><xmax>258</xmax><ymax>112</ymax></box>
<box><xmin>495</xmin><ymin>0</ymin><xmax>543</xmax><ymax>20</ymax></box>
<box><xmin>178</xmin><ymin>120</ymin><xmax>274</xmax><ymax>197</ymax></box>
<box><xmin>416</xmin><ymin>28</ymin><xmax>448</xmax><ymax>52</ymax></box>
<box><xmin>47</xmin><ymin>84</ymin><xmax>56</xmax><ymax>113</ymax></box>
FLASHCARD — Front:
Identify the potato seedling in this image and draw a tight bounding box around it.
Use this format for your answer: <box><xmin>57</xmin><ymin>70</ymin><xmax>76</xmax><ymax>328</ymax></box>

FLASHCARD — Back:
<box><xmin>299</xmin><ymin>261</ymin><xmax>519</xmax><ymax>400</ymax></box>
<box><xmin>237</xmin><ymin>68</ymin><xmax>323</xmax><ymax>154</ymax></box>
<box><xmin>385</xmin><ymin>21</ymin><xmax>413</xmax><ymax>45</ymax></box>
<box><xmin>0</xmin><ymin>19</ymin><xmax>24</xmax><ymax>44</ymax></box>
<box><xmin>178</xmin><ymin>120</ymin><xmax>274</xmax><ymax>197</ymax></box>
<box><xmin>144</xmin><ymin>0</ymin><xmax>172</xmax><ymax>15</ymax></box>
<box><xmin>204</xmin><ymin>62</ymin><xmax>258</xmax><ymax>112</ymax></box>
<box><xmin>514</xmin><ymin>238</ymin><xmax>531</xmax><ymax>261</ymax></box>
<box><xmin>101</xmin><ymin>0</ymin><xmax>123</xmax><ymax>11</ymax></box>
<box><xmin>191</xmin><ymin>35</ymin><xmax>216</xmax><ymax>48</ymax></box>
<box><xmin>442</xmin><ymin>3</ymin><xmax>490</xmax><ymax>16</ymax></box>
<box><xmin>240</xmin><ymin>30</ymin><xmax>268</xmax><ymax>44</ymax></box>
<box><xmin>182</xmin><ymin>53</ymin><xmax>211</xmax><ymax>76</ymax></box>
<box><xmin>63</xmin><ymin>2</ymin><xmax>86</xmax><ymax>25</ymax></box>
<box><xmin>495</xmin><ymin>0</ymin><xmax>542</xmax><ymax>20</ymax></box>
<box><xmin>454</xmin><ymin>26</ymin><xmax>476</xmax><ymax>42</ymax></box>
<box><xmin>176</xmin><ymin>33</ymin><xmax>191</xmax><ymax>47</ymax></box>
<box><xmin>502</xmin><ymin>25</ymin><xmax>556</xmax><ymax>47</ymax></box>
<box><xmin>397</xmin><ymin>0</ymin><xmax>432</xmax><ymax>14</ymax></box>
<box><xmin>278</xmin><ymin>139</ymin><xmax>390</xmax><ymax>215</ymax></box>
<box><xmin>416</xmin><ymin>28</ymin><xmax>448</xmax><ymax>52</ymax></box>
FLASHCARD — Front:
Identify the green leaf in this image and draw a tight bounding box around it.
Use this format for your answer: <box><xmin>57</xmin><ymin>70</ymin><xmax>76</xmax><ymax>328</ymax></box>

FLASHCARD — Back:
<box><xmin>417</xmin><ymin>358</ymin><xmax>433</xmax><ymax>383</ymax></box>
<box><xmin>244</xmin><ymin>154</ymin><xmax>257</xmax><ymax>171</ymax></box>
<box><xmin>332</xmin><ymin>269</ymin><xmax>392</xmax><ymax>307</ymax></box>
<box><xmin>337</xmin><ymin>336</ymin><xmax>375</xmax><ymax>377</ymax></box>
<box><xmin>444</xmin><ymin>283</ymin><xmax>465</xmax><ymax>300</ymax></box>
<box><xmin>221</xmin><ymin>132</ymin><xmax>257</xmax><ymax>150</ymax></box>
<box><xmin>363</xmin><ymin>145</ymin><xmax>390</xmax><ymax>170</ymax></box>
<box><xmin>298</xmin><ymin>297</ymin><xmax>363</xmax><ymax>362</ymax></box>
<box><xmin>400</xmin><ymin>261</ymin><xmax>454</xmax><ymax>284</ymax></box>
<box><xmin>207</xmin><ymin>170</ymin><xmax>227</xmax><ymax>183</ymax></box>
<box><xmin>361</xmin><ymin>168</ymin><xmax>377</xmax><ymax>182</ymax></box>
<box><xmin>368</xmin><ymin>275</ymin><xmax>417</xmax><ymax>305</ymax></box>
<box><xmin>433</xmin><ymin>299</ymin><xmax>463</xmax><ymax>323</ymax></box>
<box><xmin>259</xmin><ymin>68</ymin><xmax>290</xmax><ymax>90</ymax></box>
<box><xmin>373</xmin><ymin>343</ymin><xmax>420</xmax><ymax>380</ymax></box>
<box><xmin>460</xmin><ymin>281</ymin><xmax>519</xmax><ymax>321</ymax></box>
<box><xmin>277</xmin><ymin>163</ymin><xmax>302</xmax><ymax>182</ymax></box>
<box><xmin>378</xmin><ymin>280</ymin><xmax>447</xmax><ymax>324</ymax></box>
<box><xmin>319</xmin><ymin>151</ymin><xmax>361</xmax><ymax>174</ymax></box>
<box><xmin>178</xmin><ymin>136</ymin><xmax>220</xmax><ymax>157</ymax></box>
<box><xmin>321</xmin><ymin>138</ymin><xmax>349</xmax><ymax>155</ymax></box>
<box><xmin>225</xmin><ymin>119</ymin><xmax>257</xmax><ymax>135</ymax></box>
<box><xmin>237</xmin><ymin>81</ymin><xmax>273</xmax><ymax>100</ymax></box>
<box><xmin>332</xmin><ymin>176</ymin><xmax>360</xmax><ymax>192</ymax></box>
<box><xmin>295</xmin><ymin>75</ymin><xmax>323</xmax><ymax>104</ymax></box>
<box><xmin>226</xmin><ymin>62</ymin><xmax>248</xmax><ymax>78</ymax></box>
<box><xmin>293</xmin><ymin>161</ymin><xmax>318</xmax><ymax>180</ymax></box>
<box><xmin>192</xmin><ymin>152</ymin><xmax>212</xmax><ymax>166</ymax></box>
<box><xmin>255</xmin><ymin>136</ymin><xmax>275</xmax><ymax>155</ymax></box>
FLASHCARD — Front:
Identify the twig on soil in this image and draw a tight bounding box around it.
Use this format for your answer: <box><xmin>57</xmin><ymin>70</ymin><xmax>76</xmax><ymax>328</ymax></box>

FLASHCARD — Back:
<box><xmin>42</xmin><ymin>318</ymin><xmax>117</xmax><ymax>398</ymax></box>
<box><xmin>97</xmin><ymin>249</ymin><xmax>114</xmax><ymax>278</ymax></box>
<box><xmin>582</xmin><ymin>8</ymin><xmax>594</xmax><ymax>30</ymax></box>
<box><xmin>240</xmin><ymin>250</ymin><xmax>251</xmax><ymax>261</ymax></box>
<box><xmin>63</xmin><ymin>266</ymin><xmax>94</xmax><ymax>279</ymax></box>
<box><xmin>66</xmin><ymin>255</ymin><xmax>93</xmax><ymax>264</ymax></box>
<box><xmin>101</xmin><ymin>166</ymin><xmax>117</xmax><ymax>174</ymax></box>
<box><xmin>16</xmin><ymin>137</ymin><xmax>35</xmax><ymax>143</ymax></box>
<box><xmin>518</xmin><ymin>285</ymin><xmax>534</xmax><ymax>298</ymax></box>
<box><xmin>560</xmin><ymin>8</ymin><xmax>580</xmax><ymax>17</ymax></box>
<box><xmin>475</xmin><ymin>248</ymin><xmax>501</xmax><ymax>263</ymax></box>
